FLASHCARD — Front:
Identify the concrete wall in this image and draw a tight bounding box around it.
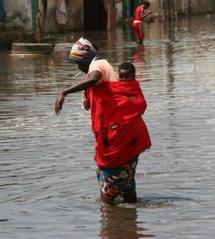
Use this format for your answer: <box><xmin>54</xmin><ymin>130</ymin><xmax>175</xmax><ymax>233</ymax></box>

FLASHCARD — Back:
<box><xmin>123</xmin><ymin>0</ymin><xmax>215</xmax><ymax>19</ymax></box>
<box><xmin>45</xmin><ymin>0</ymin><xmax>83</xmax><ymax>33</ymax></box>
<box><xmin>158</xmin><ymin>0</ymin><xmax>215</xmax><ymax>17</ymax></box>
<box><xmin>116</xmin><ymin>0</ymin><xmax>123</xmax><ymax>23</ymax></box>
<box><xmin>46</xmin><ymin>0</ymin><xmax>123</xmax><ymax>31</ymax></box>
<box><xmin>1</xmin><ymin>0</ymin><xmax>84</xmax><ymax>33</ymax></box>
<box><xmin>45</xmin><ymin>0</ymin><xmax>56</xmax><ymax>33</ymax></box>
<box><xmin>1</xmin><ymin>0</ymin><xmax>215</xmax><ymax>33</ymax></box>
<box><xmin>66</xmin><ymin>0</ymin><xmax>83</xmax><ymax>30</ymax></box>
<box><xmin>149</xmin><ymin>0</ymin><xmax>160</xmax><ymax>16</ymax></box>
<box><xmin>4</xmin><ymin>0</ymin><xmax>32</xmax><ymax>30</ymax></box>
<box><xmin>190</xmin><ymin>0</ymin><xmax>215</xmax><ymax>14</ymax></box>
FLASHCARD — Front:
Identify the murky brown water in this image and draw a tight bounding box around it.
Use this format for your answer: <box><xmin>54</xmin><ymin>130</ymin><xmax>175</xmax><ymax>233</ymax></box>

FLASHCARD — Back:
<box><xmin>1</xmin><ymin>15</ymin><xmax>215</xmax><ymax>238</ymax></box>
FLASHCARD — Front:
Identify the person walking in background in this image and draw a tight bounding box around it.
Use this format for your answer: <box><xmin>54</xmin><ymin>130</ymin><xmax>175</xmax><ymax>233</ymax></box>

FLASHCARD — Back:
<box><xmin>132</xmin><ymin>0</ymin><xmax>152</xmax><ymax>44</ymax></box>
<box><xmin>55</xmin><ymin>37</ymin><xmax>151</xmax><ymax>204</ymax></box>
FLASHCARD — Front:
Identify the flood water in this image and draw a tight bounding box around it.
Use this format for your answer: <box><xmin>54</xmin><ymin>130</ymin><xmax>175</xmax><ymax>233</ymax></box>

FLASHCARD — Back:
<box><xmin>0</xmin><ymin>15</ymin><xmax>215</xmax><ymax>238</ymax></box>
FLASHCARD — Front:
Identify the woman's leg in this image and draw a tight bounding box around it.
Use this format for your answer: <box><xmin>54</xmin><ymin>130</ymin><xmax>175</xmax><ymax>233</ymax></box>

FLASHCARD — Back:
<box><xmin>123</xmin><ymin>191</ymin><xmax>137</xmax><ymax>203</ymax></box>
<box><xmin>97</xmin><ymin>167</ymin><xmax>120</xmax><ymax>205</ymax></box>
<box><xmin>121</xmin><ymin>157</ymin><xmax>139</xmax><ymax>203</ymax></box>
<box><xmin>97</xmin><ymin>157</ymin><xmax>138</xmax><ymax>204</ymax></box>
<box><xmin>100</xmin><ymin>190</ymin><xmax>115</xmax><ymax>205</ymax></box>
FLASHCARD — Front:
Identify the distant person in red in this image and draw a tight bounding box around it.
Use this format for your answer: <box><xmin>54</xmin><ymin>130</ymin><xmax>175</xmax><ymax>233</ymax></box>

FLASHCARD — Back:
<box><xmin>132</xmin><ymin>0</ymin><xmax>152</xmax><ymax>44</ymax></box>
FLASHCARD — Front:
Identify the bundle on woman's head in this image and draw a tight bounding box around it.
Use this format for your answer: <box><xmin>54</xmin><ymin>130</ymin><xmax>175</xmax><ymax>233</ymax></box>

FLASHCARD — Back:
<box><xmin>69</xmin><ymin>37</ymin><xmax>98</xmax><ymax>63</ymax></box>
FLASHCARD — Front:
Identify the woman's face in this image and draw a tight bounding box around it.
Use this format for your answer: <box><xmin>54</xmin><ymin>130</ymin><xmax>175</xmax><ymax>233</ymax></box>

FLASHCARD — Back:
<box><xmin>78</xmin><ymin>62</ymin><xmax>90</xmax><ymax>73</ymax></box>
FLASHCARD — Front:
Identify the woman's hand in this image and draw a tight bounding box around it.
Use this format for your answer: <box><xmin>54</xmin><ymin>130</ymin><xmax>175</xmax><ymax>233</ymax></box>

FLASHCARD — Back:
<box><xmin>55</xmin><ymin>93</ymin><xmax>65</xmax><ymax>115</ymax></box>
<box><xmin>142</xmin><ymin>10</ymin><xmax>153</xmax><ymax>19</ymax></box>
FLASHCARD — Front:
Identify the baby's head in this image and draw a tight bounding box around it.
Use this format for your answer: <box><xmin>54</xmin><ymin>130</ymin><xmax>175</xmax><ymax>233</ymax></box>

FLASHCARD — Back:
<box><xmin>118</xmin><ymin>62</ymin><xmax>136</xmax><ymax>81</ymax></box>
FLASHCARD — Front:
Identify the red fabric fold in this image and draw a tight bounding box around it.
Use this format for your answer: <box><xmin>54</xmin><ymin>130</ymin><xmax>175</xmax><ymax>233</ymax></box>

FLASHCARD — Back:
<box><xmin>88</xmin><ymin>80</ymin><xmax>151</xmax><ymax>168</ymax></box>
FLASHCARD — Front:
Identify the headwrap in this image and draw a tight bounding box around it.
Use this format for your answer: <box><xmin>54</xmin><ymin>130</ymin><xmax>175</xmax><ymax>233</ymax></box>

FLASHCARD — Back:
<box><xmin>69</xmin><ymin>37</ymin><xmax>98</xmax><ymax>63</ymax></box>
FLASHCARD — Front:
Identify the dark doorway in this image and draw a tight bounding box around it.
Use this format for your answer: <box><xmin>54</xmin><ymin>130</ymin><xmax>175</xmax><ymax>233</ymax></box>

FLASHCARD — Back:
<box><xmin>84</xmin><ymin>0</ymin><xmax>107</xmax><ymax>30</ymax></box>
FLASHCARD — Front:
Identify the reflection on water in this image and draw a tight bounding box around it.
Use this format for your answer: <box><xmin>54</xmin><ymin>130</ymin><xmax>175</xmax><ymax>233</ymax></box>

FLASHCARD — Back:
<box><xmin>100</xmin><ymin>204</ymin><xmax>154</xmax><ymax>239</ymax></box>
<box><xmin>1</xmin><ymin>15</ymin><xmax>215</xmax><ymax>238</ymax></box>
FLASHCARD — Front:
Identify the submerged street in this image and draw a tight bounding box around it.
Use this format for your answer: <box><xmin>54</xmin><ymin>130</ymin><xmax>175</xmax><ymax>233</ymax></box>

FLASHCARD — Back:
<box><xmin>0</xmin><ymin>15</ymin><xmax>215</xmax><ymax>238</ymax></box>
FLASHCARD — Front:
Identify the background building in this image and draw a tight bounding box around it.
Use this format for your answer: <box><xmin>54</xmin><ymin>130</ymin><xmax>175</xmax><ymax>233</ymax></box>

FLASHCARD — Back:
<box><xmin>1</xmin><ymin>0</ymin><xmax>215</xmax><ymax>38</ymax></box>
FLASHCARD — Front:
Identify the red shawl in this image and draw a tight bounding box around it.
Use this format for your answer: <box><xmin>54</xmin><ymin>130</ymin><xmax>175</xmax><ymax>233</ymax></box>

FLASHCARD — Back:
<box><xmin>88</xmin><ymin>80</ymin><xmax>151</xmax><ymax>168</ymax></box>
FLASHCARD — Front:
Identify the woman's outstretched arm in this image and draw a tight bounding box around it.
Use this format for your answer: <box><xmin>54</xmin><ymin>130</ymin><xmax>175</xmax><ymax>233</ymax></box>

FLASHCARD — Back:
<box><xmin>55</xmin><ymin>70</ymin><xmax>101</xmax><ymax>115</ymax></box>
